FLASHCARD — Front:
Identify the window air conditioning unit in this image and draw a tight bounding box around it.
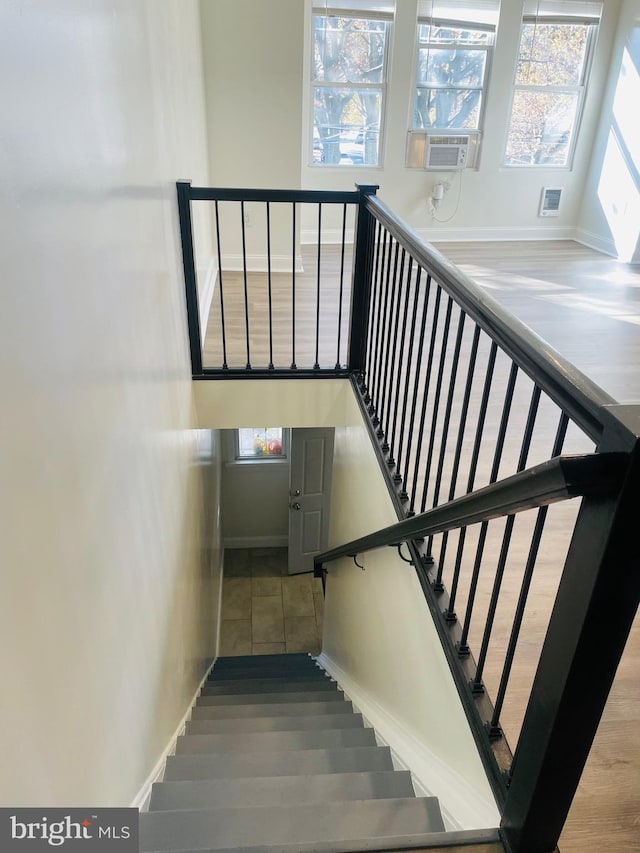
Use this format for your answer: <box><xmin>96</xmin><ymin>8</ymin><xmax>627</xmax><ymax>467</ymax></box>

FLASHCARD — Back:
<box><xmin>539</xmin><ymin>187</ymin><xmax>563</xmax><ymax>217</ymax></box>
<box><xmin>425</xmin><ymin>134</ymin><xmax>470</xmax><ymax>170</ymax></box>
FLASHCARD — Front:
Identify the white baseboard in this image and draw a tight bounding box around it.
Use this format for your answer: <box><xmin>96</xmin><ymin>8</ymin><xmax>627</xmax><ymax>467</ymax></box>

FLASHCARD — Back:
<box><xmin>221</xmin><ymin>253</ymin><xmax>304</xmax><ymax>273</ymax></box>
<box><xmin>415</xmin><ymin>224</ymin><xmax>577</xmax><ymax>243</ymax></box>
<box><xmin>573</xmin><ymin>227</ymin><xmax>620</xmax><ymax>259</ymax></box>
<box><xmin>301</xmin><ymin>228</ymin><xmax>355</xmax><ymax>245</ymax></box>
<box><xmin>131</xmin><ymin>660</ymin><xmax>214</xmax><ymax>811</ymax></box>
<box><xmin>198</xmin><ymin>256</ymin><xmax>216</xmax><ymax>339</ymax></box>
<box><xmin>317</xmin><ymin>652</ymin><xmax>500</xmax><ymax>832</ymax></box>
<box><xmin>223</xmin><ymin>535</ymin><xmax>288</xmax><ymax>549</ymax></box>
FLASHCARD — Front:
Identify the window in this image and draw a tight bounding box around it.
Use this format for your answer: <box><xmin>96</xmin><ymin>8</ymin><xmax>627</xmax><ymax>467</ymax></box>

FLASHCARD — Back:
<box><xmin>235</xmin><ymin>428</ymin><xmax>287</xmax><ymax>460</ymax></box>
<box><xmin>504</xmin><ymin>1</ymin><xmax>602</xmax><ymax>167</ymax></box>
<box><xmin>311</xmin><ymin>2</ymin><xmax>393</xmax><ymax>167</ymax></box>
<box><xmin>412</xmin><ymin>1</ymin><xmax>499</xmax><ymax>133</ymax></box>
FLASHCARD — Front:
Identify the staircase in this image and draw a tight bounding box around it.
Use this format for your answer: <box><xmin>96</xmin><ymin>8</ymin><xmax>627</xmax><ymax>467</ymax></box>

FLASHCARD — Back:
<box><xmin>141</xmin><ymin>653</ymin><xmax>447</xmax><ymax>852</ymax></box>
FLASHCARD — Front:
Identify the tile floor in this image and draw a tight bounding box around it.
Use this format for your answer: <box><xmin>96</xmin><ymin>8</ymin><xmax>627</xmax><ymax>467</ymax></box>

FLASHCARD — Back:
<box><xmin>219</xmin><ymin>548</ymin><xmax>325</xmax><ymax>656</ymax></box>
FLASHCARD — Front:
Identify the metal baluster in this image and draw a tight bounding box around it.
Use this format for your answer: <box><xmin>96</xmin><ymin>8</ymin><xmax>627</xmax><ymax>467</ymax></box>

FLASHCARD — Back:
<box><xmin>240</xmin><ymin>201</ymin><xmax>251</xmax><ymax>370</ymax></box>
<box><xmin>213</xmin><ymin>201</ymin><xmax>228</xmax><ymax>369</ymax></box>
<box><xmin>395</xmin><ymin>260</ymin><xmax>419</xmax><ymax>484</ymax></box>
<box><xmin>389</xmin><ymin>255</ymin><xmax>413</xmax><ymax>471</ymax></box>
<box><xmin>291</xmin><ymin>202</ymin><xmax>296</xmax><ymax>370</ymax></box>
<box><xmin>314</xmin><ymin>203</ymin><xmax>322</xmax><ymax>370</ymax></box>
<box><xmin>383</xmin><ymin>249</ymin><xmax>407</xmax><ymax>462</ymax></box>
<box><xmin>470</xmin><ymin>384</ymin><xmax>542</xmax><ymax>694</ymax></box>
<box><xmin>372</xmin><ymin>232</ymin><xmax>393</xmax><ymax>424</ymax></box>
<box><xmin>335</xmin><ymin>203</ymin><xmax>348</xmax><ymax>369</ymax></box>
<box><xmin>428</xmin><ymin>309</ymin><xmax>466</xmax><ymax>535</ymax></box>
<box><xmin>409</xmin><ymin>286</ymin><xmax>443</xmax><ymax>514</ymax></box>
<box><xmin>433</xmin><ymin>324</ymin><xmax>482</xmax><ymax>590</ymax></box>
<box><xmin>369</xmin><ymin>228</ymin><xmax>389</xmax><ymax>419</ymax></box>
<box><xmin>448</xmin><ymin>361</ymin><xmax>519</xmax><ymax>626</ymax></box>
<box><xmin>487</xmin><ymin>411</ymin><xmax>570</xmax><ymax>737</ymax></box>
<box><xmin>266</xmin><ymin>202</ymin><xmax>274</xmax><ymax>370</ymax></box>
<box><xmin>419</xmin><ymin>295</ymin><xmax>454</xmax><ymax>513</ymax></box>
<box><xmin>378</xmin><ymin>242</ymin><xmax>401</xmax><ymax>446</ymax></box>
<box><xmin>364</xmin><ymin>221</ymin><xmax>383</xmax><ymax>398</ymax></box>
<box><xmin>438</xmin><ymin>341</ymin><xmax>497</xmax><ymax>603</ymax></box>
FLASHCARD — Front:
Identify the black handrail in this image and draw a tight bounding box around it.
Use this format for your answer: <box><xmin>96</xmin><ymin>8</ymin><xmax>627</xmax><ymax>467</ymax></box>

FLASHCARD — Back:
<box><xmin>365</xmin><ymin>195</ymin><xmax>615</xmax><ymax>443</ymax></box>
<box><xmin>189</xmin><ymin>186</ymin><xmax>361</xmax><ymax>204</ymax></box>
<box><xmin>314</xmin><ymin>452</ymin><xmax>627</xmax><ymax>571</ymax></box>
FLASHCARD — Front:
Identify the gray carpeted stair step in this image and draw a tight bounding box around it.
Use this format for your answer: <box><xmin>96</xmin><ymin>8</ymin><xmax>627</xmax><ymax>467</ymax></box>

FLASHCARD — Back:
<box><xmin>163</xmin><ymin>745</ymin><xmax>394</xmax><ymax>781</ymax></box>
<box><xmin>212</xmin><ymin>653</ymin><xmax>313</xmax><ymax>668</ymax></box>
<box><xmin>190</xmin><ymin>699</ymin><xmax>354</xmax><ymax>720</ymax></box>
<box><xmin>185</xmin><ymin>712</ymin><xmax>364</xmax><ymax>735</ymax></box>
<box><xmin>139</xmin><ymin>797</ymin><xmax>445</xmax><ymax>852</ymax></box>
<box><xmin>175</xmin><ymin>727</ymin><xmax>377</xmax><ymax>755</ymax></box>
<box><xmin>201</xmin><ymin>678</ymin><xmax>337</xmax><ymax>696</ymax></box>
<box><xmin>149</xmin><ymin>770</ymin><xmax>415</xmax><ymax>811</ymax></box>
<box><xmin>207</xmin><ymin>666</ymin><xmax>323</xmax><ymax>682</ymax></box>
<box><xmin>196</xmin><ymin>689</ymin><xmax>346</xmax><ymax>706</ymax></box>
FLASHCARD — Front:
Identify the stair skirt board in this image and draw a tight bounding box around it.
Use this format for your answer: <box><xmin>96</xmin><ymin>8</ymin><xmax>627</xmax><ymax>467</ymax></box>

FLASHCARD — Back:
<box><xmin>131</xmin><ymin>657</ymin><xmax>215</xmax><ymax>812</ymax></box>
<box><xmin>317</xmin><ymin>652</ymin><xmax>501</xmax><ymax>832</ymax></box>
<box><xmin>142</xmin><ymin>653</ymin><xmax>500</xmax><ymax>852</ymax></box>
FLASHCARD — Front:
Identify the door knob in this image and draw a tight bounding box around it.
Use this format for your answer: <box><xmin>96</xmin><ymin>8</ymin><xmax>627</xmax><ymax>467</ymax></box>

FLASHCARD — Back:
<box><xmin>290</xmin><ymin>489</ymin><xmax>300</xmax><ymax>497</ymax></box>
<box><xmin>289</xmin><ymin>502</ymin><xmax>301</xmax><ymax>511</ymax></box>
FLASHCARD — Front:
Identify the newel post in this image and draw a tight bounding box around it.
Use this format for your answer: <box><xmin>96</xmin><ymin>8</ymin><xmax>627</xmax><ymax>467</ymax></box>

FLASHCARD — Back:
<box><xmin>347</xmin><ymin>183</ymin><xmax>379</xmax><ymax>379</ymax></box>
<box><xmin>176</xmin><ymin>180</ymin><xmax>203</xmax><ymax>376</ymax></box>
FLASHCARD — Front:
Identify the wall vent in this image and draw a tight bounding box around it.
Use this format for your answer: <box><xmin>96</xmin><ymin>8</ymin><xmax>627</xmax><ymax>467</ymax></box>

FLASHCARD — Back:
<box><xmin>425</xmin><ymin>134</ymin><xmax>469</xmax><ymax>171</ymax></box>
<box><xmin>539</xmin><ymin>187</ymin><xmax>563</xmax><ymax>217</ymax></box>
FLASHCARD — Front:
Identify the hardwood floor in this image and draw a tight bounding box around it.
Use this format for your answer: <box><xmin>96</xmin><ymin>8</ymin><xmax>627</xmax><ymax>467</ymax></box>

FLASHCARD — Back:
<box><xmin>204</xmin><ymin>240</ymin><xmax>640</xmax><ymax>852</ymax></box>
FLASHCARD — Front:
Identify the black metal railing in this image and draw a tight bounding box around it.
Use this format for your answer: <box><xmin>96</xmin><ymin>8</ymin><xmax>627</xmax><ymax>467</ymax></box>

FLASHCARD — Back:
<box><xmin>177</xmin><ymin>181</ymin><xmax>378</xmax><ymax>377</ymax></box>
<box><xmin>313</xmin><ymin>193</ymin><xmax>640</xmax><ymax>853</ymax></box>
<box><xmin>178</xmin><ymin>180</ymin><xmax>640</xmax><ymax>853</ymax></box>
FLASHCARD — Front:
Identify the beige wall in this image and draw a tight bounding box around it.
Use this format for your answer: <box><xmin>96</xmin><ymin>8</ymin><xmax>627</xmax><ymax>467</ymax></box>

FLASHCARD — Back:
<box><xmin>200</xmin><ymin>0</ymin><xmax>304</xmax><ymax>189</ymax></box>
<box><xmin>322</xmin><ymin>391</ymin><xmax>500</xmax><ymax>828</ymax></box>
<box><xmin>220</xmin><ymin>431</ymin><xmax>290</xmax><ymax>546</ymax></box>
<box><xmin>0</xmin><ymin>0</ymin><xmax>222</xmax><ymax>807</ymax></box>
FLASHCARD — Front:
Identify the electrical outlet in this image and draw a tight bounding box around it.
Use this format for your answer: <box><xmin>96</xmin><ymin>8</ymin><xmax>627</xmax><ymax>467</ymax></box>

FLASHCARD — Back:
<box><xmin>244</xmin><ymin>204</ymin><xmax>253</xmax><ymax>228</ymax></box>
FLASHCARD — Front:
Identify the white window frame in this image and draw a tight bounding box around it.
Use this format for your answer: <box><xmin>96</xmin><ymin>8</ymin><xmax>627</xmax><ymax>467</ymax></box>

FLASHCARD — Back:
<box><xmin>412</xmin><ymin>15</ymin><xmax>496</xmax><ymax>136</ymax></box>
<box><xmin>233</xmin><ymin>428</ymin><xmax>289</xmax><ymax>463</ymax></box>
<box><xmin>310</xmin><ymin>6</ymin><xmax>393</xmax><ymax>168</ymax></box>
<box><xmin>503</xmin><ymin>4</ymin><xmax>601</xmax><ymax>168</ymax></box>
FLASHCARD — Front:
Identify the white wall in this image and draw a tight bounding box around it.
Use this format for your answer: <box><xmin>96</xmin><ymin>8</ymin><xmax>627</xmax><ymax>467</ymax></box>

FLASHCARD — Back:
<box><xmin>199</xmin><ymin>0</ymin><xmax>624</xmax><ymax>245</ymax></box>
<box><xmin>301</xmin><ymin>0</ymin><xmax>621</xmax><ymax>241</ymax></box>
<box><xmin>320</xmin><ymin>391</ymin><xmax>500</xmax><ymax>829</ymax></box>
<box><xmin>577</xmin><ymin>0</ymin><xmax>640</xmax><ymax>261</ymax></box>
<box><xmin>0</xmin><ymin>0</ymin><xmax>222</xmax><ymax>807</ymax></box>
<box><xmin>221</xmin><ymin>431</ymin><xmax>290</xmax><ymax>546</ymax></box>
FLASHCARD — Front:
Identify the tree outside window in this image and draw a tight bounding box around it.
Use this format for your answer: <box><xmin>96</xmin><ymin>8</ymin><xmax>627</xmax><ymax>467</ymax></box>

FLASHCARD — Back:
<box><xmin>504</xmin><ymin>3</ymin><xmax>601</xmax><ymax>167</ymax></box>
<box><xmin>412</xmin><ymin>2</ymin><xmax>498</xmax><ymax>134</ymax></box>
<box><xmin>311</xmin><ymin>10</ymin><xmax>391</xmax><ymax>167</ymax></box>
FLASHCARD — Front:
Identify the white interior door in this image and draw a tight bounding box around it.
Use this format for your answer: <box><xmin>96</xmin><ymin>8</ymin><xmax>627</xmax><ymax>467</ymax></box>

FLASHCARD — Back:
<box><xmin>288</xmin><ymin>427</ymin><xmax>335</xmax><ymax>575</ymax></box>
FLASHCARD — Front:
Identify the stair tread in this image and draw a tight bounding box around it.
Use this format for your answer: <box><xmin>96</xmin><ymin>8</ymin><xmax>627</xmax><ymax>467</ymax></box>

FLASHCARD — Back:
<box><xmin>201</xmin><ymin>678</ymin><xmax>337</xmax><ymax>695</ymax></box>
<box><xmin>197</xmin><ymin>690</ymin><xmax>345</xmax><ymax>706</ymax></box>
<box><xmin>140</xmin><ymin>797</ymin><xmax>445</xmax><ymax>852</ymax></box>
<box><xmin>176</xmin><ymin>727</ymin><xmax>376</xmax><ymax>754</ymax></box>
<box><xmin>149</xmin><ymin>770</ymin><xmax>414</xmax><ymax>811</ymax></box>
<box><xmin>190</xmin><ymin>700</ymin><xmax>353</xmax><ymax>720</ymax></box>
<box><xmin>213</xmin><ymin>654</ymin><xmax>312</xmax><ymax>667</ymax></box>
<box><xmin>207</xmin><ymin>667</ymin><xmax>324</xmax><ymax>682</ymax></box>
<box><xmin>185</xmin><ymin>713</ymin><xmax>364</xmax><ymax>735</ymax></box>
<box><xmin>163</xmin><ymin>745</ymin><xmax>394</xmax><ymax>780</ymax></box>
